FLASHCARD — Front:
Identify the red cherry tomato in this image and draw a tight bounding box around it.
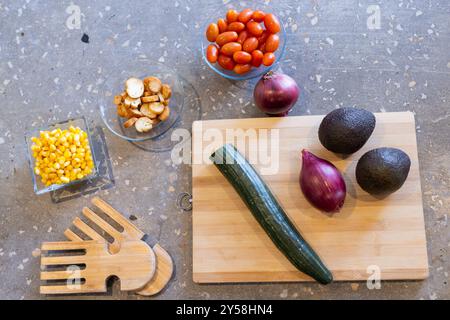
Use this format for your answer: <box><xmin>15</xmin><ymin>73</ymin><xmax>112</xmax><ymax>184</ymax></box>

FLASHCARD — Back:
<box><xmin>217</xmin><ymin>18</ymin><xmax>228</xmax><ymax>33</ymax></box>
<box><xmin>220</xmin><ymin>42</ymin><xmax>242</xmax><ymax>56</ymax></box>
<box><xmin>264</xmin><ymin>34</ymin><xmax>280</xmax><ymax>52</ymax></box>
<box><xmin>233</xmin><ymin>51</ymin><xmax>252</xmax><ymax>64</ymax></box>
<box><xmin>216</xmin><ymin>31</ymin><xmax>238</xmax><ymax>46</ymax></box>
<box><xmin>206</xmin><ymin>23</ymin><xmax>219</xmax><ymax>42</ymax></box>
<box><xmin>218</xmin><ymin>54</ymin><xmax>236</xmax><ymax>70</ymax></box>
<box><xmin>206</xmin><ymin>44</ymin><xmax>219</xmax><ymax>63</ymax></box>
<box><xmin>238</xmin><ymin>8</ymin><xmax>254</xmax><ymax>24</ymax></box>
<box><xmin>251</xmin><ymin>50</ymin><xmax>264</xmax><ymax>67</ymax></box>
<box><xmin>233</xmin><ymin>63</ymin><xmax>252</xmax><ymax>74</ymax></box>
<box><xmin>262</xmin><ymin>52</ymin><xmax>276</xmax><ymax>66</ymax></box>
<box><xmin>237</xmin><ymin>30</ymin><xmax>249</xmax><ymax>44</ymax></box>
<box><xmin>264</xmin><ymin>13</ymin><xmax>281</xmax><ymax>34</ymax></box>
<box><xmin>226</xmin><ymin>9</ymin><xmax>239</xmax><ymax>23</ymax></box>
<box><xmin>257</xmin><ymin>31</ymin><xmax>268</xmax><ymax>45</ymax></box>
<box><xmin>228</xmin><ymin>22</ymin><xmax>245</xmax><ymax>32</ymax></box>
<box><xmin>242</xmin><ymin>37</ymin><xmax>259</xmax><ymax>52</ymax></box>
<box><xmin>246</xmin><ymin>21</ymin><xmax>264</xmax><ymax>37</ymax></box>
<box><xmin>252</xmin><ymin>10</ymin><xmax>266</xmax><ymax>22</ymax></box>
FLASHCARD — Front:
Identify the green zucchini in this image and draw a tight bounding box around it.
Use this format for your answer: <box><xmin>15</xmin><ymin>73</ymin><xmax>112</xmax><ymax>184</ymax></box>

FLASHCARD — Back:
<box><xmin>210</xmin><ymin>144</ymin><xmax>333</xmax><ymax>284</ymax></box>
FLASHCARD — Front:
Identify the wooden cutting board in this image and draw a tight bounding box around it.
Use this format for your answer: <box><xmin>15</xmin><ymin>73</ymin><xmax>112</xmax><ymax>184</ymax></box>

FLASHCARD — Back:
<box><xmin>192</xmin><ymin>112</ymin><xmax>428</xmax><ymax>283</ymax></box>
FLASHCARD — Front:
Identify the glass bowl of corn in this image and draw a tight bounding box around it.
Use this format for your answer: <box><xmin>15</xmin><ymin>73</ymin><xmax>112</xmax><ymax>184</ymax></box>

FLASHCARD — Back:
<box><xmin>25</xmin><ymin>117</ymin><xmax>98</xmax><ymax>195</ymax></box>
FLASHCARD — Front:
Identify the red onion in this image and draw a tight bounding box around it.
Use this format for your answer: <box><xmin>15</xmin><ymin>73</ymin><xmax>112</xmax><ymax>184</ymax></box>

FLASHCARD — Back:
<box><xmin>253</xmin><ymin>71</ymin><xmax>300</xmax><ymax>116</ymax></box>
<box><xmin>300</xmin><ymin>150</ymin><xmax>346</xmax><ymax>213</ymax></box>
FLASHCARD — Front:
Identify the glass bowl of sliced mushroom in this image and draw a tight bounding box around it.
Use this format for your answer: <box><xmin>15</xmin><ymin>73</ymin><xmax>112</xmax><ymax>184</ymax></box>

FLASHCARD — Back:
<box><xmin>99</xmin><ymin>60</ymin><xmax>184</xmax><ymax>141</ymax></box>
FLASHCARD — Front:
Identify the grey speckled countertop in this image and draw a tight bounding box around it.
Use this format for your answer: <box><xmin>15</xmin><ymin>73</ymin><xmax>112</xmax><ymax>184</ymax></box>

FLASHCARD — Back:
<box><xmin>0</xmin><ymin>0</ymin><xmax>449</xmax><ymax>300</ymax></box>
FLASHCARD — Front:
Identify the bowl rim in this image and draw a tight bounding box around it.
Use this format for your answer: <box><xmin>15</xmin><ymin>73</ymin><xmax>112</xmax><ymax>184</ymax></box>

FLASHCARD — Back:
<box><xmin>98</xmin><ymin>60</ymin><xmax>185</xmax><ymax>142</ymax></box>
<box><xmin>24</xmin><ymin>116</ymin><xmax>99</xmax><ymax>195</ymax></box>
<box><xmin>200</xmin><ymin>10</ymin><xmax>287</xmax><ymax>81</ymax></box>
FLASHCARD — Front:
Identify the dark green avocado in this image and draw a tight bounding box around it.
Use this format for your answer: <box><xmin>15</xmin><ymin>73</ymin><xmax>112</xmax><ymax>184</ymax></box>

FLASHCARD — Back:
<box><xmin>356</xmin><ymin>147</ymin><xmax>411</xmax><ymax>196</ymax></box>
<box><xmin>319</xmin><ymin>107</ymin><xmax>376</xmax><ymax>154</ymax></box>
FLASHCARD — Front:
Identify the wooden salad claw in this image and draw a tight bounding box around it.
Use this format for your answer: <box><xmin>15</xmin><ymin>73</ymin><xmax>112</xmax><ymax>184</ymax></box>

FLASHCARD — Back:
<box><xmin>40</xmin><ymin>240</ymin><xmax>155</xmax><ymax>295</ymax></box>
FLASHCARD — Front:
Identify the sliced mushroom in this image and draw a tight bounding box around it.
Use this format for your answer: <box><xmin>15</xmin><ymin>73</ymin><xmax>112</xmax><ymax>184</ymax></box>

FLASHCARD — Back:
<box><xmin>157</xmin><ymin>92</ymin><xmax>165</xmax><ymax>103</ymax></box>
<box><xmin>142</xmin><ymin>95</ymin><xmax>159</xmax><ymax>103</ymax></box>
<box><xmin>149</xmin><ymin>102</ymin><xmax>165</xmax><ymax>115</ymax></box>
<box><xmin>161</xmin><ymin>84</ymin><xmax>172</xmax><ymax>99</ymax></box>
<box><xmin>145</xmin><ymin>76</ymin><xmax>162</xmax><ymax>93</ymax></box>
<box><xmin>117</xmin><ymin>104</ymin><xmax>128</xmax><ymax>117</ymax></box>
<box><xmin>130</xmin><ymin>108</ymin><xmax>143</xmax><ymax>117</ymax></box>
<box><xmin>135</xmin><ymin>117</ymin><xmax>153</xmax><ymax>133</ymax></box>
<box><xmin>141</xmin><ymin>103</ymin><xmax>158</xmax><ymax>119</ymax></box>
<box><xmin>130</xmin><ymin>97</ymin><xmax>141</xmax><ymax>109</ymax></box>
<box><xmin>113</xmin><ymin>95</ymin><xmax>122</xmax><ymax>105</ymax></box>
<box><xmin>162</xmin><ymin>98</ymin><xmax>170</xmax><ymax>106</ymax></box>
<box><xmin>125</xmin><ymin>77</ymin><xmax>145</xmax><ymax>98</ymax></box>
<box><xmin>123</xmin><ymin>117</ymin><xmax>138</xmax><ymax>128</ymax></box>
<box><xmin>159</xmin><ymin>106</ymin><xmax>170</xmax><ymax>121</ymax></box>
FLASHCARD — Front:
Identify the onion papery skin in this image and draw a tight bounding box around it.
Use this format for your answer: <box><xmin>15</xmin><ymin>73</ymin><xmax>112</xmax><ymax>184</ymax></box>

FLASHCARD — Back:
<box><xmin>300</xmin><ymin>150</ymin><xmax>346</xmax><ymax>213</ymax></box>
<box><xmin>253</xmin><ymin>71</ymin><xmax>300</xmax><ymax>116</ymax></box>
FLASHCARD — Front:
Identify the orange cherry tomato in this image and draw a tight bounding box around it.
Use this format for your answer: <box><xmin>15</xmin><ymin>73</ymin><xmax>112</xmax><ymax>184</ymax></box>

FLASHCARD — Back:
<box><xmin>220</xmin><ymin>42</ymin><xmax>242</xmax><ymax>56</ymax></box>
<box><xmin>237</xmin><ymin>30</ymin><xmax>249</xmax><ymax>44</ymax></box>
<box><xmin>262</xmin><ymin>52</ymin><xmax>275</xmax><ymax>66</ymax></box>
<box><xmin>217</xmin><ymin>18</ymin><xmax>228</xmax><ymax>33</ymax></box>
<box><xmin>264</xmin><ymin>34</ymin><xmax>280</xmax><ymax>52</ymax></box>
<box><xmin>206</xmin><ymin>44</ymin><xmax>219</xmax><ymax>63</ymax></box>
<box><xmin>233</xmin><ymin>51</ymin><xmax>252</xmax><ymax>64</ymax></box>
<box><xmin>242</xmin><ymin>37</ymin><xmax>259</xmax><ymax>52</ymax></box>
<box><xmin>216</xmin><ymin>31</ymin><xmax>238</xmax><ymax>46</ymax></box>
<box><xmin>251</xmin><ymin>50</ymin><xmax>264</xmax><ymax>67</ymax></box>
<box><xmin>226</xmin><ymin>9</ymin><xmax>239</xmax><ymax>23</ymax></box>
<box><xmin>238</xmin><ymin>8</ymin><xmax>254</xmax><ymax>24</ymax></box>
<box><xmin>206</xmin><ymin>23</ymin><xmax>219</xmax><ymax>42</ymax></box>
<box><xmin>252</xmin><ymin>10</ymin><xmax>266</xmax><ymax>22</ymax></box>
<box><xmin>246</xmin><ymin>21</ymin><xmax>264</xmax><ymax>37</ymax></box>
<box><xmin>233</xmin><ymin>63</ymin><xmax>252</xmax><ymax>74</ymax></box>
<box><xmin>264</xmin><ymin>13</ymin><xmax>281</xmax><ymax>34</ymax></box>
<box><xmin>218</xmin><ymin>54</ymin><xmax>235</xmax><ymax>70</ymax></box>
<box><xmin>228</xmin><ymin>22</ymin><xmax>245</xmax><ymax>32</ymax></box>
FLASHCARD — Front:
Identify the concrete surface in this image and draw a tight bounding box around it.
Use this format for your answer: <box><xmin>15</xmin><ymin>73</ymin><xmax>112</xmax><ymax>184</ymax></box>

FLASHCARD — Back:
<box><xmin>0</xmin><ymin>0</ymin><xmax>449</xmax><ymax>300</ymax></box>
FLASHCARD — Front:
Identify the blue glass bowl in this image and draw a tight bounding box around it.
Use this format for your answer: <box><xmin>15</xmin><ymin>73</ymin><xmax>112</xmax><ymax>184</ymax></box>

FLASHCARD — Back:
<box><xmin>200</xmin><ymin>5</ymin><xmax>287</xmax><ymax>81</ymax></box>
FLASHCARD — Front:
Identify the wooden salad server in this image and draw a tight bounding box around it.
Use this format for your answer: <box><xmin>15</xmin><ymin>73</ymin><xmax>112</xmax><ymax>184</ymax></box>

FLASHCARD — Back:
<box><xmin>64</xmin><ymin>196</ymin><xmax>173</xmax><ymax>296</ymax></box>
<box><xmin>40</xmin><ymin>240</ymin><xmax>155</xmax><ymax>294</ymax></box>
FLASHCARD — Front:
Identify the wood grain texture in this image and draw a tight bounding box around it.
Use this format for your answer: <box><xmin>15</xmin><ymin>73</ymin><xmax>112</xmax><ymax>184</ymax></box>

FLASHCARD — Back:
<box><xmin>40</xmin><ymin>240</ymin><xmax>155</xmax><ymax>294</ymax></box>
<box><xmin>64</xmin><ymin>197</ymin><xmax>173</xmax><ymax>296</ymax></box>
<box><xmin>192</xmin><ymin>112</ymin><xmax>429</xmax><ymax>283</ymax></box>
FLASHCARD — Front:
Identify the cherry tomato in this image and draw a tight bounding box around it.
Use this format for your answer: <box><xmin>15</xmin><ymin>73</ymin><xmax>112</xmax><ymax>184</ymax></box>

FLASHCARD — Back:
<box><xmin>233</xmin><ymin>63</ymin><xmax>252</xmax><ymax>74</ymax></box>
<box><xmin>252</xmin><ymin>10</ymin><xmax>266</xmax><ymax>22</ymax></box>
<box><xmin>262</xmin><ymin>52</ymin><xmax>275</xmax><ymax>66</ymax></box>
<box><xmin>246</xmin><ymin>21</ymin><xmax>264</xmax><ymax>37</ymax></box>
<box><xmin>264</xmin><ymin>34</ymin><xmax>280</xmax><ymax>52</ymax></box>
<box><xmin>259</xmin><ymin>42</ymin><xmax>266</xmax><ymax>52</ymax></box>
<box><xmin>206</xmin><ymin>23</ymin><xmax>219</xmax><ymax>42</ymax></box>
<box><xmin>206</xmin><ymin>44</ymin><xmax>219</xmax><ymax>63</ymax></box>
<box><xmin>216</xmin><ymin>31</ymin><xmax>238</xmax><ymax>46</ymax></box>
<box><xmin>257</xmin><ymin>31</ymin><xmax>268</xmax><ymax>45</ymax></box>
<box><xmin>220</xmin><ymin>42</ymin><xmax>242</xmax><ymax>56</ymax></box>
<box><xmin>217</xmin><ymin>18</ymin><xmax>228</xmax><ymax>33</ymax></box>
<box><xmin>218</xmin><ymin>54</ymin><xmax>235</xmax><ymax>70</ymax></box>
<box><xmin>264</xmin><ymin>13</ymin><xmax>281</xmax><ymax>34</ymax></box>
<box><xmin>233</xmin><ymin>51</ymin><xmax>252</xmax><ymax>64</ymax></box>
<box><xmin>237</xmin><ymin>30</ymin><xmax>249</xmax><ymax>44</ymax></box>
<box><xmin>228</xmin><ymin>22</ymin><xmax>245</xmax><ymax>32</ymax></box>
<box><xmin>238</xmin><ymin>8</ymin><xmax>254</xmax><ymax>24</ymax></box>
<box><xmin>226</xmin><ymin>9</ymin><xmax>239</xmax><ymax>23</ymax></box>
<box><xmin>251</xmin><ymin>50</ymin><xmax>264</xmax><ymax>67</ymax></box>
<box><xmin>242</xmin><ymin>37</ymin><xmax>259</xmax><ymax>52</ymax></box>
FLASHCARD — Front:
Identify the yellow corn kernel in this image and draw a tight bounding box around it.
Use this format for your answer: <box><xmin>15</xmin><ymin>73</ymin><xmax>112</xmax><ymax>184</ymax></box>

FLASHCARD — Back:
<box><xmin>60</xmin><ymin>176</ymin><xmax>70</xmax><ymax>183</ymax></box>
